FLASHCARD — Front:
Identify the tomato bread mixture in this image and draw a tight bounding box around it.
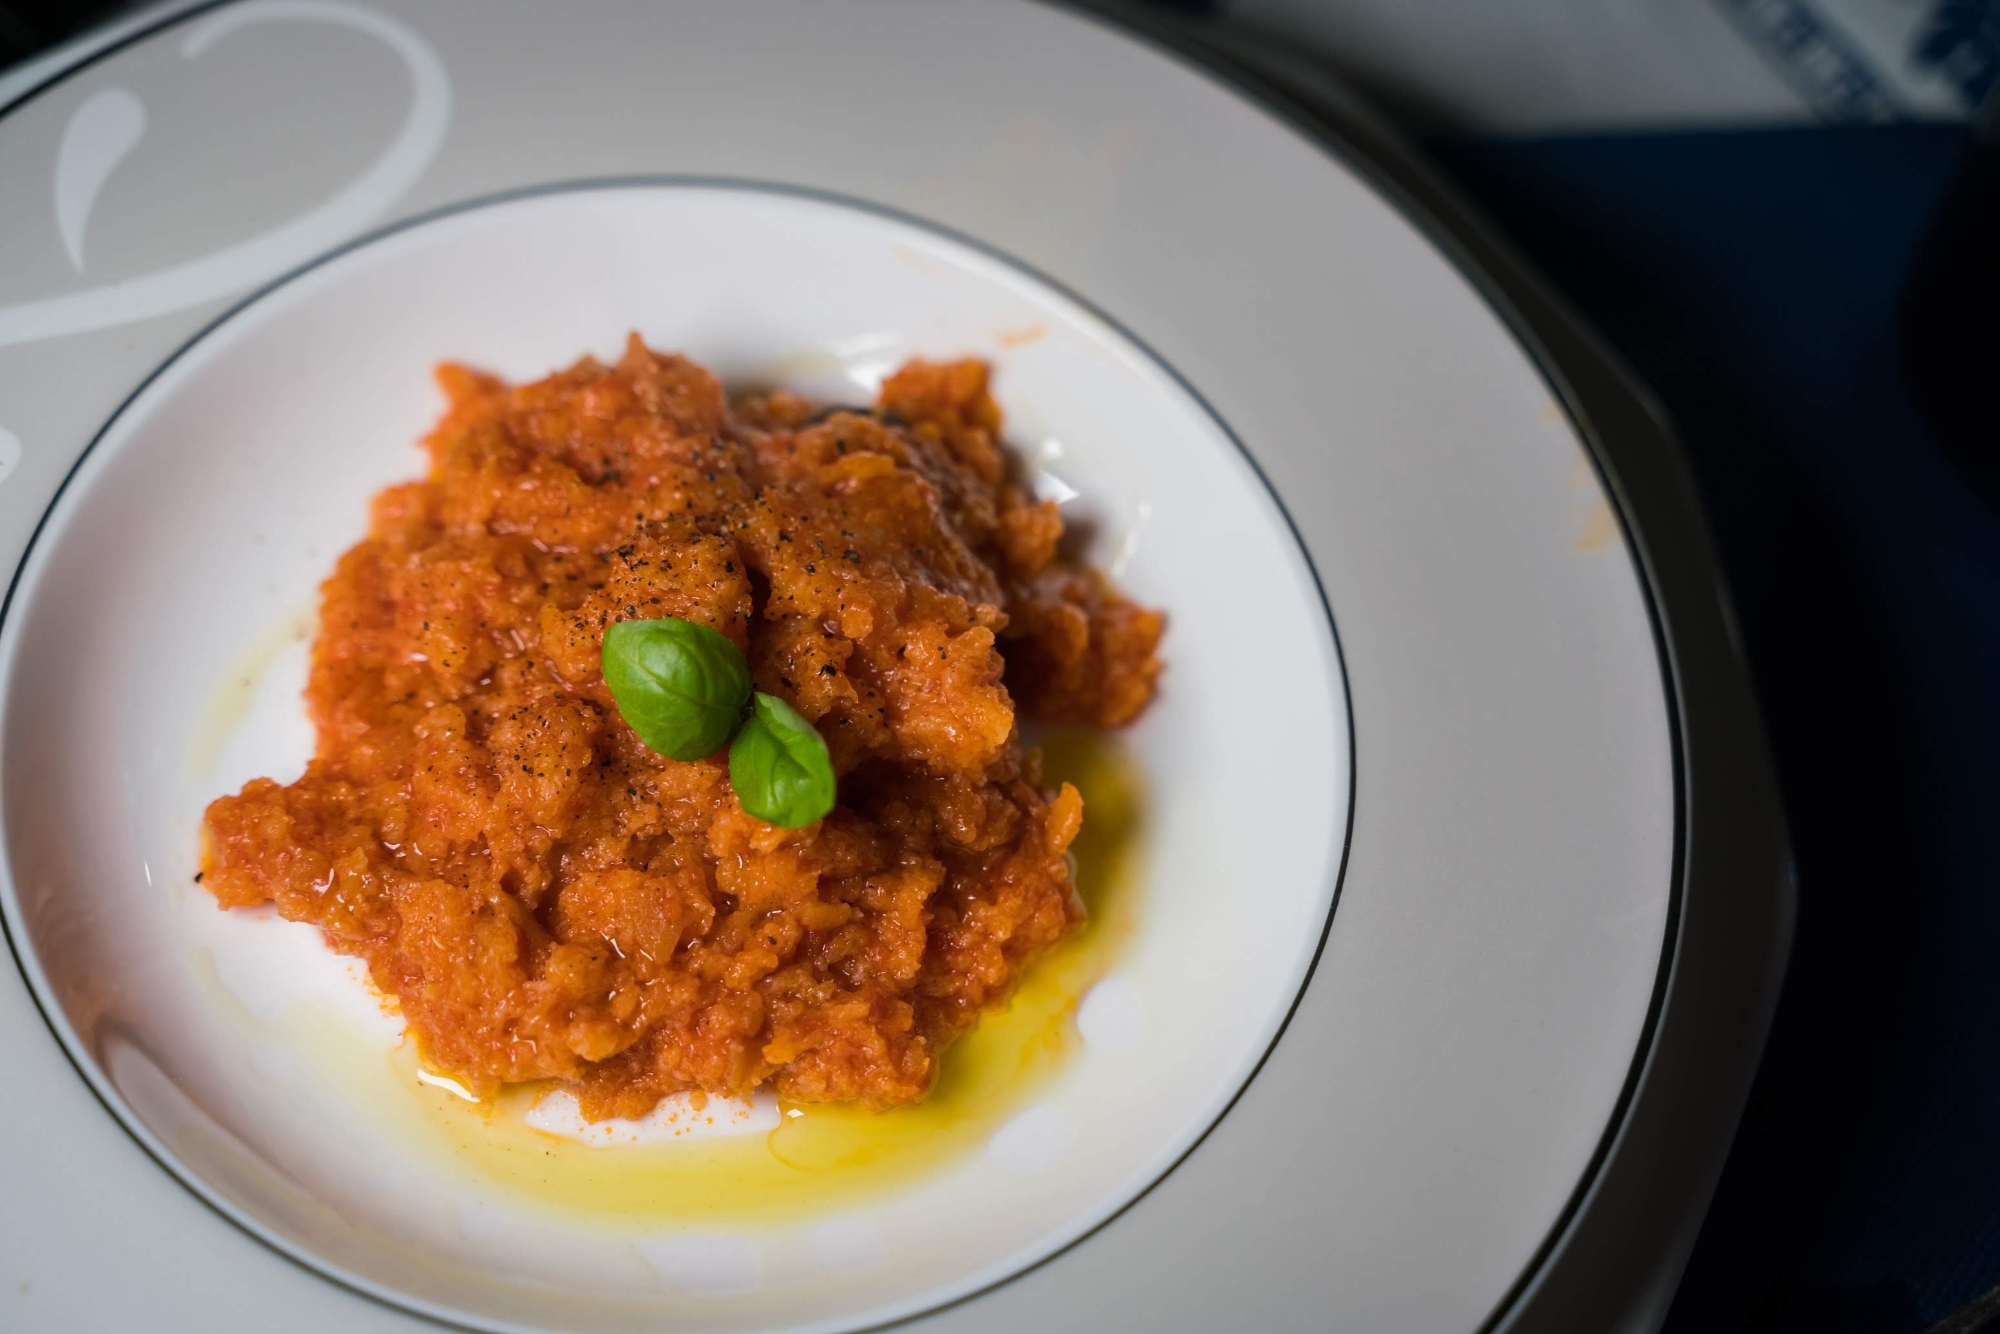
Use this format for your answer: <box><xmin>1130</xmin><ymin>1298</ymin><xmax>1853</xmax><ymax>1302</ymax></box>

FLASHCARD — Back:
<box><xmin>200</xmin><ymin>337</ymin><xmax>1162</xmax><ymax>1118</ymax></box>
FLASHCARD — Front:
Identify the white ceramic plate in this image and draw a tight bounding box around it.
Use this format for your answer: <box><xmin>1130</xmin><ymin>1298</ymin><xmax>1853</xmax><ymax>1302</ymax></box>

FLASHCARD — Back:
<box><xmin>0</xmin><ymin>4</ymin><xmax>1789</xmax><ymax>1332</ymax></box>
<box><xmin>1</xmin><ymin>182</ymin><xmax>1347</xmax><ymax>1333</ymax></box>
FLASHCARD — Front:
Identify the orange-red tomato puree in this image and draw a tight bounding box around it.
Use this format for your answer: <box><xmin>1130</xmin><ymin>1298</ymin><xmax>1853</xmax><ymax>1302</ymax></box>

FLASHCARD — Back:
<box><xmin>200</xmin><ymin>337</ymin><xmax>1162</xmax><ymax>1117</ymax></box>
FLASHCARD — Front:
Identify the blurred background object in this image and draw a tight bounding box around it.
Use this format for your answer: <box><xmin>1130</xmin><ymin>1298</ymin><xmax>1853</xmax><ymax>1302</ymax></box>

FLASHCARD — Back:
<box><xmin>5</xmin><ymin>1</ymin><xmax>1999</xmax><ymax>1331</ymax></box>
<box><xmin>1190</xmin><ymin>0</ymin><xmax>1991</xmax><ymax>129</ymax></box>
<box><xmin>1903</xmin><ymin>92</ymin><xmax>2000</xmax><ymax>513</ymax></box>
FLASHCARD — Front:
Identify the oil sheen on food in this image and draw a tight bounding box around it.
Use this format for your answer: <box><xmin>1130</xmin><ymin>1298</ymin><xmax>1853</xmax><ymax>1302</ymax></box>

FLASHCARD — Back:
<box><xmin>200</xmin><ymin>337</ymin><xmax>1163</xmax><ymax>1150</ymax></box>
<box><xmin>287</xmin><ymin>733</ymin><xmax>1142</xmax><ymax>1223</ymax></box>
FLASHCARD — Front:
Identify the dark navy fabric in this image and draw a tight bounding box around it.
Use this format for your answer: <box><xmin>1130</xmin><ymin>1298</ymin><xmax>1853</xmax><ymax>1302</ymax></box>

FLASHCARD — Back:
<box><xmin>1430</xmin><ymin>126</ymin><xmax>1996</xmax><ymax>1334</ymax></box>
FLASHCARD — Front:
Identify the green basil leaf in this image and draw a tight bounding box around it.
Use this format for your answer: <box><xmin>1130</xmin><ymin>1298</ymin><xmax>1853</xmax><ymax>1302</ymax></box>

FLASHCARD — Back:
<box><xmin>601</xmin><ymin>617</ymin><xmax>752</xmax><ymax>761</ymax></box>
<box><xmin>728</xmin><ymin>692</ymin><xmax>836</xmax><ymax>828</ymax></box>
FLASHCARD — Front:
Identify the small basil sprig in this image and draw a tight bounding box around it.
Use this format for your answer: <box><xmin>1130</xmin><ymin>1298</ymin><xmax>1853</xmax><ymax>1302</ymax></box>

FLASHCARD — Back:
<box><xmin>728</xmin><ymin>692</ymin><xmax>837</xmax><ymax>828</ymax></box>
<box><xmin>601</xmin><ymin>615</ymin><xmax>835</xmax><ymax>828</ymax></box>
<box><xmin>601</xmin><ymin>617</ymin><xmax>752</xmax><ymax>760</ymax></box>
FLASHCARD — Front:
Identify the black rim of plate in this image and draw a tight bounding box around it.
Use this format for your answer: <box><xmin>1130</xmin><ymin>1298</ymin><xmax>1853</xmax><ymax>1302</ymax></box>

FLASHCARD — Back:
<box><xmin>1047</xmin><ymin>8</ymin><xmax>1786</xmax><ymax>1334</ymax></box>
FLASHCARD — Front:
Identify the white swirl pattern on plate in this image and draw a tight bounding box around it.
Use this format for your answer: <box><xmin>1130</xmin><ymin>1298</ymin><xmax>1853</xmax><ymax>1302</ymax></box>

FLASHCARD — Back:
<box><xmin>54</xmin><ymin>86</ymin><xmax>146</xmax><ymax>272</ymax></box>
<box><xmin>0</xmin><ymin>0</ymin><xmax>450</xmax><ymax>350</ymax></box>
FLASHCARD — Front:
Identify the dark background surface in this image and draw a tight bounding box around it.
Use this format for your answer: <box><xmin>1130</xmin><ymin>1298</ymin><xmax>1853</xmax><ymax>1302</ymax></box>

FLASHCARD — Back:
<box><xmin>6</xmin><ymin>2</ymin><xmax>1999</xmax><ymax>1331</ymax></box>
<box><xmin>1430</xmin><ymin>125</ymin><xmax>1999</xmax><ymax>1334</ymax></box>
<box><xmin>0</xmin><ymin>0</ymin><xmax>120</xmax><ymax>67</ymax></box>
